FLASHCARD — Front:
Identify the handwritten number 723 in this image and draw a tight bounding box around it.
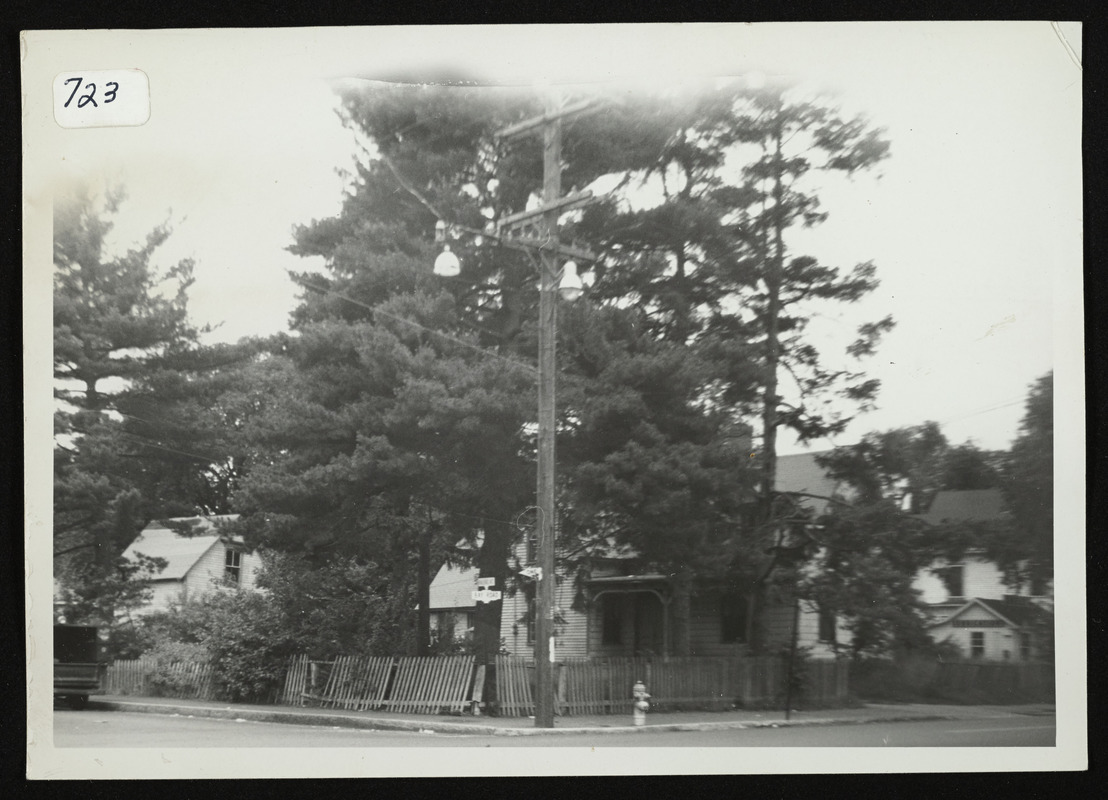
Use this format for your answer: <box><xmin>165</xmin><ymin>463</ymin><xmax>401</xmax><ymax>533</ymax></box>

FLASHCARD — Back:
<box><xmin>63</xmin><ymin>77</ymin><xmax>119</xmax><ymax>109</ymax></box>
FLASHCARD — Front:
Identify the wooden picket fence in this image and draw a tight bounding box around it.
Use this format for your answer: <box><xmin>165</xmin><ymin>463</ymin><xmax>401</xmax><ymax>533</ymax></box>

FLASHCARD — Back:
<box><xmin>105</xmin><ymin>654</ymin><xmax>849</xmax><ymax>716</ymax></box>
<box><xmin>389</xmin><ymin>656</ymin><xmax>475</xmax><ymax>714</ymax></box>
<box><xmin>280</xmin><ymin>654</ymin><xmax>476</xmax><ymax>715</ymax></box>
<box><xmin>556</xmin><ymin>657</ymin><xmax>647</xmax><ymax>714</ymax></box>
<box><xmin>494</xmin><ymin>656</ymin><xmax>849</xmax><ymax>716</ymax></box>
<box><xmin>806</xmin><ymin>657</ymin><xmax>851</xmax><ymax>704</ymax></box>
<box><xmin>495</xmin><ymin>654</ymin><xmax>537</xmax><ymax>716</ymax></box>
<box><xmin>280</xmin><ymin>654</ymin><xmax>394</xmax><ymax>711</ymax></box>
<box><xmin>104</xmin><ymin>657</ymin><xmax>217</xmax><ymax>700</ymax></box>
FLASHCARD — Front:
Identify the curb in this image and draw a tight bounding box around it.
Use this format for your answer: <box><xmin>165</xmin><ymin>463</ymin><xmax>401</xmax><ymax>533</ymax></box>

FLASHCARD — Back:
<box><xmin>90</xmin><ymin>701</ymin><xmax>509</xmax><ymax>736</ymax></box>
<box><xmin>88</xmin><ymin>699</ymin><xmax>963</xmax><ymax>737</ymax></box>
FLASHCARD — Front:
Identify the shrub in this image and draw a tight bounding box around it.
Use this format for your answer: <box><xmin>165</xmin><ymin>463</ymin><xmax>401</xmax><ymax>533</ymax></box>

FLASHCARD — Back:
<box><xmin>196</xmin><ymin>590</ymin><xmax>296</xmax><ymax>703</ymax></box>
<box><xmin>255</xmin><ymin>553</ymin><xmax>414</xmax><ymax>659</ymax></box>
<box><xmin>106</xmin><ymin>618</ymin><xmax>155</xmax><ymax>661</ymax></box>
<box><xmin>137</xmin><ymin>589</ymin><xmax>296</xmax><ymax>703</ymax></box>
<box><xmin>146</xmin><ymin>641</ymin><xmax>210</xmax><ymax>698</ymax></box>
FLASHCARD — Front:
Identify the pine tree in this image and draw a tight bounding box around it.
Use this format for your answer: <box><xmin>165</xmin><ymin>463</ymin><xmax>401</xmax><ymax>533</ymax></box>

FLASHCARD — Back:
<box><xmin>53</xmin><ymin>180</ymin><xmax>250</xmax><ymax>622</ymax></box>
<box><xmin>236</xmin><ymin>85</ymin><xmax>545</xmax><ymax>660</ymax></box>
<box><xmin>574</xmin><ymin>82</ymin><xmax>896</xmax><ymax>649</ymax></box>
<box><xmin>256</xmin><ymin>80</ymin><xmax>900</xmax><ymax>660</ymax></box>
<box><xmin>997</xmin><ymin>372</ymin><xmax>1053</xmax><ymax>593</ymax></box>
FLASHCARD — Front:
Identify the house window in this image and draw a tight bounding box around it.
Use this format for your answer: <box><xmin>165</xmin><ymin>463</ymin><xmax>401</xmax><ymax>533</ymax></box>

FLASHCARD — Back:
<box><xmin>720</xmin><ymin>592</ymin><xmax>748</xmax><ymax>644</ymax></box>
<box><xmin>970</xmin><ymin>631</ymin><xmax>985</xmax><ymax>659</ymax></box>
<box><xmin>526</xmin><ymin>532</ymin><xmax>538</xmax><ymax>565</ymax></box>
<box><xmin>1020</xmin><ymin>632</ymin><xmax>1032</xmax><ymax>661</ymax></box>
<box><xmin>818</xmin><ymin>607</ymin><xmax>837</xmax><ymax>643</ymax></box>
<box><xmin>1029</xmin><ymin>572</ymin><xmax>1048</xmax><ymax>597</ymax></box>
<box><xmin>465</xmin><ymin>611</ymin><xmax>475</xmax><ymax>633</ymax></box>
<box><xmin>225</xmin><ymin>549</ymin><xmax>242</xmax><ymax>584</ymax></box>
<box><xmin>602</xmin><ymin>595</ymin><xmax>623</xmax><ymax>645</ymax></box>
<box><xmin>938</xmin><ymin>564</ymin><xmax>964</xmax><ymax>598</ymax></box>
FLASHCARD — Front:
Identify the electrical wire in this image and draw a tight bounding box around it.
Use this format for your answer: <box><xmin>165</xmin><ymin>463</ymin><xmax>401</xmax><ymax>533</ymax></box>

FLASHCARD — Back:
<box><xmin>293</xmin><ymin>276</ymin><xmax>539</xmax><ymax>375</ymax></box>
<box><xmin>114</xmin><ymin>431</ymin><xmax>227</xmax><ymax>464</ymax></box>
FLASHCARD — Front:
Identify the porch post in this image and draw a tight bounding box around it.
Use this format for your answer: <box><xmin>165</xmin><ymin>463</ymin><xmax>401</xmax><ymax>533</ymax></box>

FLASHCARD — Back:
<box><xmin>662</xmin><ymin>594</ymin><xmax>671</xmax><ymax>656</ymax></box>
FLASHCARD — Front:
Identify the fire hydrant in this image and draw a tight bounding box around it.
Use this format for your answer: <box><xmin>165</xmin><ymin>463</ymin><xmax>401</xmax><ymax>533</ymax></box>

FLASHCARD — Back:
<box><xmin>632</xmin><ymin>680</ymin><xmax>650</xmax><ymax>727</ymax></box>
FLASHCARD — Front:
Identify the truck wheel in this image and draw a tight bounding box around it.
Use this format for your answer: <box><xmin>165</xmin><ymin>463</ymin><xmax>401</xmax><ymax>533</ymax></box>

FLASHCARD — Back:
<box><xmin>67</xmin><ymin>695</ymin><xmax>89</xmax><ymax>710</ymax></box>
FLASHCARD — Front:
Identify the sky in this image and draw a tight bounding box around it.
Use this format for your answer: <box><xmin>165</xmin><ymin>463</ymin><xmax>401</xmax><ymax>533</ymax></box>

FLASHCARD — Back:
<box><xmin>27</xmin><ymin>23</ymin><xmax>1082</xmax><ymax>460</ymax></box>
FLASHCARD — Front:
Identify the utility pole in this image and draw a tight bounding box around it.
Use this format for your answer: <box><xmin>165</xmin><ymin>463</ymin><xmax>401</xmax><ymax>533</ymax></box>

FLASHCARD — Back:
<box><xmin>495</xmin><ymin>93</ymin><xmax>599</xmax><ymax>728</ymax></box>
<box><xmin>534</xmin><ymin>96</ymin><xmax>561</xmax><ymax>729</ymax></box>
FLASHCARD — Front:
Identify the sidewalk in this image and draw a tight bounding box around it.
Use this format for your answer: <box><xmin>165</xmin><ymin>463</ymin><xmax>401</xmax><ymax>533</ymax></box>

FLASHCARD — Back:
<box><xmin>85</xmin><ymin>694</ymin><xmax>1056</xmax><ymax>737</ymax></box>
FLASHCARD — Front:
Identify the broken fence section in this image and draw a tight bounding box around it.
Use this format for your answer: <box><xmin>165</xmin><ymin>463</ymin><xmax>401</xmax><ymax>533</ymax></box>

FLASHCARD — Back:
<box><xmin>280</xmin><ymin>654</ymin><xmax>476</xmax><ymax>715</ymax></box>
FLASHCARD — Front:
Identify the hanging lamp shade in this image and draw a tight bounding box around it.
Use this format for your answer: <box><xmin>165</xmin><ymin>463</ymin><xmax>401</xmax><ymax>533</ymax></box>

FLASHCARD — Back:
<box><xmin>434</xmin><ymin>245</ymin><xmax>461</xmax><ymax>277</ymax></box>
<box><xmin>559</xmin><ymin>260</ymin><xmax>583</xmax><ymax>301</ymax></box>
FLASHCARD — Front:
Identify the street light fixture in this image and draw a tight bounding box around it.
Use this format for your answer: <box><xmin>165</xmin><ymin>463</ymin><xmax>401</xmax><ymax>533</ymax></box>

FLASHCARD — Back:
<box><xmin>558</xmin><ymin>261</ymin><xmax>583</xmax><ymax>302</ymax></box>
<box><xmin>433</xmin><ymin>244</ymin><xmax>461</xmax><ymax>278</ymax></box>
<box><xmin>435</xmin><ymin>238</ymin><xmax>584</xmax><ymax>302</ymax></box>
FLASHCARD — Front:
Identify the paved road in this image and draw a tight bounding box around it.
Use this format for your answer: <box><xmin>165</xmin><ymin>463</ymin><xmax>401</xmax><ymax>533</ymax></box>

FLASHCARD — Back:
<box><xmin>53</xmin><ymin>709</ymin><xmax>1055</xmax><ymax>748</ymax></box>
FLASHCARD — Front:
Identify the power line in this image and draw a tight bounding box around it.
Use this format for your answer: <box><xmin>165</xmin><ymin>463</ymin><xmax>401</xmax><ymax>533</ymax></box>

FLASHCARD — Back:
<box><xmin>115</xmin><ymin>431</ymin><xmax>227</xmax><ymax>464</ymax></box>
<box><xmin>939</xmin><ymin>399</ymin><xmax>1025</xmax><ymax>426</ymax></box>
<box><xmin>784</xmin><ymin>392</ymin><xmax>1030</xmax><ymax>455</ymax></box>
<box><xmin>293</xmin><ymin>276</ymin><xmax>539</xmax><ymax>375</ymax></box>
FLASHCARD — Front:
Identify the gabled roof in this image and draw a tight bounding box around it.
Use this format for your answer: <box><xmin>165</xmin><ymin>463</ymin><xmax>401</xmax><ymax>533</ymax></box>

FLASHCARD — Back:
<box><xmin>976</xmin><ymin>597</ymin><xmax>1051</xmax><ymax>627</ymax></box>
<box><xmin>921</xmin><ymin>489</ymin><xmax>1005</xmax><ymax>525</ymax></box>
<box><xmin>122</xmin><ymin>515</ymin><xmax>240</xmax><ymax>581</ymax></box>
<box><xmin>428</xmin><ymin>563</ymin><xmax>480</xmax><ymax>610</ymax></box>
<box><xmin>773</xmin><ymin>451</ymin><xmax>842</xmax><ymax>514</ymax></box>
<box><xmin>928</xmin><ymin>596</ymin><xmax>1049</xmax><ymax>629</ymax></box>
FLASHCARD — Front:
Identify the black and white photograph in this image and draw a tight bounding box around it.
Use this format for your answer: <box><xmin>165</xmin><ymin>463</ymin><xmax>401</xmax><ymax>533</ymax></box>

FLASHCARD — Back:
<box><xmin>23</xmin><ymin>23</ymin><xmax>1085</xmax><ymax>778</ymax></box>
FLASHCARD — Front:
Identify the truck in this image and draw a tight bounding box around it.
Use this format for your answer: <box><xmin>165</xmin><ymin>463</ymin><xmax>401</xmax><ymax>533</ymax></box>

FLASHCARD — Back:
<box><xmin>54</xmin><ymin>624</ymin><xmax>108</xmax><ymax>710</ymax></box>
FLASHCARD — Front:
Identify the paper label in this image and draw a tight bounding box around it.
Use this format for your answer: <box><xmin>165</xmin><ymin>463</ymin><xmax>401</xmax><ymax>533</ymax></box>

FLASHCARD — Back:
<box><xmin>53</xmin><ymin>69</ymin><xmax>150</xmax><ymax>128</ymax></box>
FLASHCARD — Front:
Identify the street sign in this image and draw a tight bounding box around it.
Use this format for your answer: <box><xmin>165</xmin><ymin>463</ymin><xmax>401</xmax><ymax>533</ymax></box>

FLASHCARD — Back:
<box><xmin>476</xmin><ymin>578</ymin><xmax>496</xmax><ymax>588</ymax></box>
<box><xmin>471</xmin><ymin>589</ymin><xmax>502</xmax><ymax>603</ymax></box>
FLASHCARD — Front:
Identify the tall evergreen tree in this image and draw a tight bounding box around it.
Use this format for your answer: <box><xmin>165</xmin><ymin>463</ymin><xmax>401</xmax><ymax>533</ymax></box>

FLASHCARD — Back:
<box><xmin>244</xmin><ymin>84</ymin><xmax>710</xmax><ymax>661</ymax></box>
<box><xmin>994</xmin><ymin>372</ymin><xmax>1053</xmax><ymax>593</ymax></box>
<box><xmin>53</xmin><ymin>181</ymin><xmax>251</xmax><ymax>622</ymax></box>
<box><xmin>236</xmin><ymin>86</ymin><xmax>550</xmax><ymax>660</ymax></box>
<box><xmin>256</xmin><ymin>80</ymin><xmax>899</xmax><ymax>658</ymax></box>
<box><xmin>573</xmin><ymin>82</ymin><xmax>895</xmax><ymax>647</ymax></box>
<box><xmin>54</xmin><ymin>181</ymin><xmax>198</xmax><ymax>615</ymax></box>
<box><xmin>710</xmin><ymin>85</ymin><xmax>894</xmax><ymax>646</ymax></box>
<box><xmin>722</xmin><ymin>84</ymin><xmax>893</xmax><ymax>502</ymax></box>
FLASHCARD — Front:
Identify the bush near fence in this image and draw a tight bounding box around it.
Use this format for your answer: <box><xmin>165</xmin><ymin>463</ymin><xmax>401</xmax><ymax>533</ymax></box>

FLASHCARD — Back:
<box><xmin>930</xmin><ymin>660</ymin><xmax>1054</xmax><ymax>703</ymax></box>
<box><xmin>104</xmin><ymin>657</ymin><xmax>218</xmax><ymax>701</ymax></box>
<box><xmin>850</xmin><ymin>656</ymin><xmax>1055</xmax><ymax>704</ymax></box>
